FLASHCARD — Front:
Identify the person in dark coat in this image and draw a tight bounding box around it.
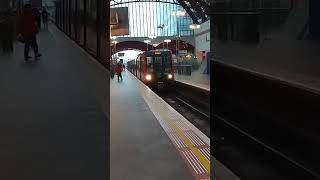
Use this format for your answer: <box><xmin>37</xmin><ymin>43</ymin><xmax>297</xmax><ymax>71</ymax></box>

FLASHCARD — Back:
<box><xmin>115</xmin><ymin>63</ymin><xmax>123</xmax><ymax>81</ymax></box>
<box><xmin>16</xmin><ymin>4</ymin><xmax>42</xmax><ymax>61</ymax></box>
<box><xmin>0</xmin><ymin>11</ymin><xmax>14</xmax><ymax>54</ymax></box>
<box><xmin>41</xmin><ymin>8</ymin><xmax>49</xmax><ymax>30</ymax></box>
<box><xmin>110</xmin><ymin>60</ymin><xmax>115</xmax><ymax>78</ymax></box>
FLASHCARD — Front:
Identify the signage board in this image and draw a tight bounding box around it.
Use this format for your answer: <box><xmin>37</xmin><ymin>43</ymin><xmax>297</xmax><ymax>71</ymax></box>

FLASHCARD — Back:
<box><xmin>179</xmin><ymin>50</ymin><xmax>188</xmax><ymax>54</ymax></box>
<box><xmin>110</xmin><ymin>7</ymin><xmax>129</xmax><ymax>36</ymax></box>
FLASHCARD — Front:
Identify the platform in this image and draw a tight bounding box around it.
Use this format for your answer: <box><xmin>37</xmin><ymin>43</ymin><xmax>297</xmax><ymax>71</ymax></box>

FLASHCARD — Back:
<box><xmin>175</xmin><ymin>73</ymin><xmax>210</xmax><ymax>91</ymax></box>
<box><xmin>0</xmin><ymin>26</ymin><xmax>109</xmax><ymax>179</ymax></box>
<box><xmin>111</xmin><ymin>71</ymin><xmax>193</xmax><ymax>179</ymax></box>
<box><xmin>214</xmin><ymin>41</ymin><xmax>320</xmax><ymax>94</ymax></box>
<box><xmin>111</xmin><ymin>70</ymin><xmax>239</xmax><ymax>180</ymax></box>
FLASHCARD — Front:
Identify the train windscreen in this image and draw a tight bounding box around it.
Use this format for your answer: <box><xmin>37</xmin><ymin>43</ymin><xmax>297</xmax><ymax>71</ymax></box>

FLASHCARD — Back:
<box><xmin>147</xmin><ymin>54</ymin><xmax>171</xmax><ymax>78</ymax></box>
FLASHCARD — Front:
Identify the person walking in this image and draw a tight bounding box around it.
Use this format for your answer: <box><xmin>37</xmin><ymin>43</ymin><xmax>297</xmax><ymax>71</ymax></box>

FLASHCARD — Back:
<box><xmin>41</xmin><ymin>8</ymin><xmax>49</xmax><ymax>30</ymax></box>
<box><xmin>115</xmin><ymin>62</ymin><xmax>123</xmax><ymax>81</ymax></box>
<box><xmin>16</xmin><ymin>4</ymin><xmax>42</xmax><ymax>61</ymax></box>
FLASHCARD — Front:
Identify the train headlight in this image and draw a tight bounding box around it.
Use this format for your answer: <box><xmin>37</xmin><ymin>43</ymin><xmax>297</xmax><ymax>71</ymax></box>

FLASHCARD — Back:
<box><xmin>146</xmin><ymin>74</ymin><xmax>152</xmax><ymax>81</ymax></box>
<box><xmin>168</xmin><ymin>74</ymin><xmax>173</xmax><ymax>79</ymax></box>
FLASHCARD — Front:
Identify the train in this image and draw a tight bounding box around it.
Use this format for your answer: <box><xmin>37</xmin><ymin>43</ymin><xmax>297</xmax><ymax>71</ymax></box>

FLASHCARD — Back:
<box><xmin>127</xmin><ymin>49</ymin><xmax>175</xmax><ymax>89</ymax></box>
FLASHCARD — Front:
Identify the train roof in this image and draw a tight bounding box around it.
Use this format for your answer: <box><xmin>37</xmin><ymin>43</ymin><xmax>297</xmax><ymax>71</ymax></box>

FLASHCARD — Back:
<box><xmin>149</xmin><ymin>49</ymin><xmax>171</xmax><ymax>52</ymax></box>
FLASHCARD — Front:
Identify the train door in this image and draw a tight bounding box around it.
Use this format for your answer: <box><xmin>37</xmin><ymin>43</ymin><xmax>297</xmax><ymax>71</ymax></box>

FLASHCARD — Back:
<box><xmin>139</xmin><ymin>56</ymin><xmax>143</xmax><ymax>80</ymax></box>
<box><xmin>141</xmin><ymin>56</ymin><xmax>145</xmax><ymax>80</ymax></box>
<box><xmin>137</xmin><ymin>58</ymin><xmax>139</xmax><ymax>79</ymax></box>
<box><xmin>135</xmin><ymin>57</ymin><xmax>137</xmax><ymax>77</ymax></box>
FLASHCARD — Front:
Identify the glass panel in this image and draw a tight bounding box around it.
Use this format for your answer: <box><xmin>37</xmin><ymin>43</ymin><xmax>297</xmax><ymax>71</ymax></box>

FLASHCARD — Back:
<box><xmin>71</xmin><ymin>0</ymin><xmax>76</xmax><ymax>39</ymax></box>
<box><xmin>86</xmin><ymin>0</ymin><xmax>97</xmax><ymax>56</ymax></box>
<box><xmin>64</xmin><ymin>0</ymin><xmax>69</xmax><ymax>34</ymax></box>
<box><xmin>153</xmin><ymin>56</ymin><xmax>162</xmax><ymax>77</ymax></box>
<box><xmin>147</xmin><ymin>57</ymin><xmax>153</xmax><ymax>73</ymax></box>
<box><xmin>112</xmin><ymin>2</ymin><xmax>193</xmax><ymax>37</ymax></box>
<box><xmin>79</xmin><ymin>0</ymin><xmax>85</xmax><ymax>46</ymax></box>
<box><xmin>163</xmin><ymin>55</ymin><xmax>172</xmax><ymax>72</ymax></box>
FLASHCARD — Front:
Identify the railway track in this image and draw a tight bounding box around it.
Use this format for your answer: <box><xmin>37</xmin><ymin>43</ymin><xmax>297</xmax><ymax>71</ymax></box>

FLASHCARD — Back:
<box><xmin>156</xmin><ymin>80</ymin><xmax>320</xmax><ymax>180</ymax></box>
<box><xmin>213</xmin><ymin>110</ymin><xmax>320</xmax><ymax>180</ymax></box>
<box><xmin>157</xmin><ymin>90</ymin><xmax>210</xmax><ymax>137</ymax></box>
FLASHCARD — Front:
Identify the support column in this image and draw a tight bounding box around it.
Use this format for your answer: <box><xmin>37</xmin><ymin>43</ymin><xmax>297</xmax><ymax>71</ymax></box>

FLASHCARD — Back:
<box><xmin>0</xmin><ymin>0</ymin><xmax>14</xmax><ymax>53</ymax></box>
<box><xmin>309</xmin><ymin>0</ymin><xmax>320</xmax><ymax>39</ymax></box>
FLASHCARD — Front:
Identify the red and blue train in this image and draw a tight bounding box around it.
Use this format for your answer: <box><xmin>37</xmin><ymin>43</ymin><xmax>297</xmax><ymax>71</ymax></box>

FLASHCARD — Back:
<box><xmin>127</xmin><ymin>49</ymin><xmax>175</xmax><ymax>89</ymax></box>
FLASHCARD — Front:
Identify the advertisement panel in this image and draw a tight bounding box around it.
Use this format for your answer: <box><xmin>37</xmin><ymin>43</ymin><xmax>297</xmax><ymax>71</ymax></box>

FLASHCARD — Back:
<box><xmin>110</xmin><ymin>7</ymin><xmax>129</xmax><ymax>36</ymax></box>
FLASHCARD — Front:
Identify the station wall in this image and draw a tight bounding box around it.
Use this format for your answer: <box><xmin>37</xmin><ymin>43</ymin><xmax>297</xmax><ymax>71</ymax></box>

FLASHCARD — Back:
<box><xmin>55</xmin><ymin>0</ymin><xmax>110</xmax><ymax>69</ymax></box>
<box><xmin>195</xmin><ymin>20</ymin><xmax>210</xmax><ymax>53</ymax></box>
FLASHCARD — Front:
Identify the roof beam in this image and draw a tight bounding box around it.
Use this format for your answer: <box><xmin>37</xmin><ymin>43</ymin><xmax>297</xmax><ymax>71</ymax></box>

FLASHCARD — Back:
<box><xmin>185</xmin><ymin>0</ymin><xmax>207</xmax><ymax>22</ymax></box>
<box><xmin>176</xmin><ymin>0</ymin><xmax>200</xmax><ymax>23</ymax></box>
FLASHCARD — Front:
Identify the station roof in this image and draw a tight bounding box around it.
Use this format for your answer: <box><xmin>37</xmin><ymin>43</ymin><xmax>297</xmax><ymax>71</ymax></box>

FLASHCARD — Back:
<box><xmin>111</xmin><ymin>0</ymin><xmax>211</xmax><ymax>24</ymax></box>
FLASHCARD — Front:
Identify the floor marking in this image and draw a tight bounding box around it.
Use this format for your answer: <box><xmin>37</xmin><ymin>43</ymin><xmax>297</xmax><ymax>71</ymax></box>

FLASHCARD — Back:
<box><xmin>183</xmin><ymin>151</ymin><xmax>200</xmax><ymax>174</ymax></box>
<box><xmin>159</xmin><ymin>110</ymin><xmax>210</xmax><ymax>173</ymax></box>
<box><xmin>127</xmin><ymin>72</ymin><xmax>211</xmax><ymax>179</ymax></box>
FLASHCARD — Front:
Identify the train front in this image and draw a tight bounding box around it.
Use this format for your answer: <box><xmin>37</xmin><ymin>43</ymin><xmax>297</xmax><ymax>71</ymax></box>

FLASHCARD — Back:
<box><xmin>144</xmin><ymin>50</ymin><xmax>174</xmax><ymax>89</ymax></box>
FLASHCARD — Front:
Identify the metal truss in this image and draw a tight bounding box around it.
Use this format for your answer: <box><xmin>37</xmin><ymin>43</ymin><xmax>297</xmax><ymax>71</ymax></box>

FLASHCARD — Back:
<box><xmin>110</xmin><ymin>0</ymin><xmax>211</xmax><ymax>24</ymax></box>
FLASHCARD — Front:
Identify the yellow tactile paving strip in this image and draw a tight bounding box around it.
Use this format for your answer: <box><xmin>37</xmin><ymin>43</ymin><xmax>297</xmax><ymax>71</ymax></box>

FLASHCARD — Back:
<box><xmin>132</xmin><ymin>75</ymin><xmax>211</xmax><ymax>180</ymax></box>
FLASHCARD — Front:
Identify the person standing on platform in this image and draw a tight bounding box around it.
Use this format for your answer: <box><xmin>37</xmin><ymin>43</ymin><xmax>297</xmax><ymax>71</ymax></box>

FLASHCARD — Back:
<box><xmin>41</xmin><ymin>8</ymin><xmax>49</xmax><ymax>30</ymax></box>
<box><xmin>16</xmin><ymin>4</ymin><xmax>42</xmax><ymax>61</ymax></box>
<box><xmin>0</xmin><ymin>11</ymin><xmax>14</xmax><ymax>54</ymax></box>
<box><xmin>115</xmin><ymin>62</ymin><xmax>123</xmax><ymax>81</ymax></box>
<box><xmin>110</xmin><ymin>61</ymin><xmax>115</xmax><ymax>78</ymax></box>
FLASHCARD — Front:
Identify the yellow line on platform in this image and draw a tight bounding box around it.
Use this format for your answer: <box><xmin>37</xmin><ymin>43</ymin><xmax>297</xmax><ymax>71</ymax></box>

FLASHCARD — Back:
<box><xmin>159</xmin><ymin>111</ymin><xmax>210</xmax><ymax>174</ymax></box>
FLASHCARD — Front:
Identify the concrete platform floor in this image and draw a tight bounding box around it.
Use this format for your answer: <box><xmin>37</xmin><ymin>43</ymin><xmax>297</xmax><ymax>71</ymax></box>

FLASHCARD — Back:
<box><xmin>110</xmin><ymin>71</ymin><xmax>193</xmax><ymax>180</ymax></box>
<box><xmin>0</xmin><ymin>26</ymin><xmax>109</xmax><ymax>179</ymax></box>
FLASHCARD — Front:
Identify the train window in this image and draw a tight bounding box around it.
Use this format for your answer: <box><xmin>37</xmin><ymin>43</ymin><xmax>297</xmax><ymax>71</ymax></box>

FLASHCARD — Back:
<box><xmin>137</xmin><ymin>59</ymin><xmax>139</xmax><ymax>69</ymax></box>
<box><xmin>163</xmin><ymin>56</ymin><xmax>171</xmax><ymax>72</ymax></box>
<box><xmin>154</xmin><ymin>57</ymin><xmax>162</xmax><ymax>70</ymax></box>
<box><xmin>147</xmin><ymin>57</ymin><xmax>153</xmax><ymax>73</ymax></box>
<box><xmin>140</xmin><ymin>58</ymin><xmax>144</xmax><ymax>72</ymax></box>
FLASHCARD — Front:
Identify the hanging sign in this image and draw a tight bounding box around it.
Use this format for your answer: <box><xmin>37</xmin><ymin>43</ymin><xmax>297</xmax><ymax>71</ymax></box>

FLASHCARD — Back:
<box><xmin>110</xmin><ymin>7</ymin><xmax>129</xmax><ymax>36</ymax></box>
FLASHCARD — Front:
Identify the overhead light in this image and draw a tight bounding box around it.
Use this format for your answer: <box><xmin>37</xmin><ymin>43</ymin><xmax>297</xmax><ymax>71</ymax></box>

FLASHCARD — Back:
<box><xmin>172</xmin><ymin>10</ymin><xmax>186</xmax><ymax>17</ymax></box>
<box><xmin>148</xmin><ymin>35</ymin><xmax>157</xmax><ymax>39</ymax></box>
<box><xmin>112</xmin><ymin>41</ymin><xmax>118</xmax><ymax>44</ymax></box>
<box><xmin>189</xmin><ymin>24</ymin><xmax>201</xmax><ymax>29</ymax></box>
<box><xmin>152</xmin><ymin>43</ymin><xmax>159</xmax><ymax>47</ymax></box>
<box><xmin>164</xmin><ymin>39</ymin><xmax>171</xmax><ymax>43</ymax></box>
<box><xmin>110</xmin><ymin>36</ymin><xmax>117</xmax><ymax>40</ymax></box>
<box><xmin>179</xmin><ymin>11</ymin><xmax>186</xmax><ymax>16</ymax></box>
<box><xmin>164</xmin><ymin>25</ymin><xmax>169</xmax><ymax>29</ymax></box>
<box><xmin>144</xmin><ymin>40</ymin><xmax>151</xmax><ymax>43</ymax></box>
